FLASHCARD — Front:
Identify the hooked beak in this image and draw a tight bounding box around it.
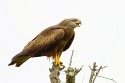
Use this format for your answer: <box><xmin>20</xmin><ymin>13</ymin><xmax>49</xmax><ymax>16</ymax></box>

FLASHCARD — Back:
<box><xmin>75</xmin><ymin>21</ymin><xmax>81</xmax><ymax>27</ymax></box>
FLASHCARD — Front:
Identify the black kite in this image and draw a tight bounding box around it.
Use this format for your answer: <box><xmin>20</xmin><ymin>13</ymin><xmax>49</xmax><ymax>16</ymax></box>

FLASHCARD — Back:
<box><xmin>8</xmin><ymin>18</ymin><xmax>81</xmax><ymax>67</ymax></box>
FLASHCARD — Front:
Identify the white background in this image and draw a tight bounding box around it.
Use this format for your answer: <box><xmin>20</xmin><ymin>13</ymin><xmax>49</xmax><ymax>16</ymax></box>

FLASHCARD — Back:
<box><xmin>0</xmin><ymin>0</ymin><xmax>124</xmax><ymax>83</ymax></box>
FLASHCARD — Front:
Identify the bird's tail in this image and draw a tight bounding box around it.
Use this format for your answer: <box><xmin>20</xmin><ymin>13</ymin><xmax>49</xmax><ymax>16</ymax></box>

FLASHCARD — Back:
<box><xmin>8</xmin><ymin>53</ymin><xmax>31</xmax><ymax>67</ymax></box>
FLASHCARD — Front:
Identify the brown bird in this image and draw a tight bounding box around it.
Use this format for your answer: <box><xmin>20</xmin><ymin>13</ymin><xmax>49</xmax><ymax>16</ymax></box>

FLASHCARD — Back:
<box><xmin>8</xmin><ymin>18</ymin><xmax>81</xmax><ymax>67</ymax></box>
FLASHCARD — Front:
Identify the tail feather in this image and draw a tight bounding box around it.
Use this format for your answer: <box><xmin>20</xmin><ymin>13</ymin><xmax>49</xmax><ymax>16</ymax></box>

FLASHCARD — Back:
<box><xmin>8</xmin><ymin>54</ymin><xmax>31</xmax><ymax>67</ymax></box>
<box><xmin>8</xmin><ymin>61</ymin><xmax>15</xmax><ymax>66</ymax></box>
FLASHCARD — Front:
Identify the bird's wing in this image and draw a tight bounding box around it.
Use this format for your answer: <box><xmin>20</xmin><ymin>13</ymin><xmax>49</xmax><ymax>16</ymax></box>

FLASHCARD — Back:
<box><xmin>63</xmin><ymin>33</ymin><xmax>75</xmax><ymax>51</ymax></box>
<box><xmin>21</xmin><ymin>27</ymin><xmax>65</xmax><ymax>56</ymax></box>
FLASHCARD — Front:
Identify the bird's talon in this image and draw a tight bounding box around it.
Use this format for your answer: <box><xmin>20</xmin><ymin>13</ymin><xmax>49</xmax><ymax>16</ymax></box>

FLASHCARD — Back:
<box><xmin>55</xmin><ymin>56</ymin><xmax>61</xmax><ymax>66</ymax></box>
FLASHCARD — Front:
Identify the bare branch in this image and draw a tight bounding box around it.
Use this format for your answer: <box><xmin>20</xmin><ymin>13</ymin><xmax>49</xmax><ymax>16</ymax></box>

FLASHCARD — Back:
<box><xmin>65</xmin><ymin>50</ymin><xmax>83</xmax><ymax>83</ymax></box>
<box><xmin>89</xmin><ymin>62</ymin><xmax>108</xmax><ymax>83</ymax></box>
<box><xmin>89</xmin><ymin>65</ymin><xmax>92</xmax><ymax>70</ymax></box>
<box><xmin>98</xmin><ymin>76</ymin><xmax>117</xmax><ymax>83</ymax></box>
<box><xmin>69</xmin><ymin>50</ymin><xmax>74</xmax><ymax>66</ymax></box>
<box><xmin>89</xmin><ymin>62</ymin><xmax>97</xmax><ymax>83</ymax></box>
<box><xmin>49</xmin><ymin>62</ymin><xmax>65</xmax><ymax>83</ymax></box>
<box><xmin>102</xmin><ymin>66</ymin><xmax>108</xmax><ymax>69</ymax></box>
<box><xmin>92</xmin><ymin>66</ymin><xmax>102</xmax><ymax>83</ymax></box>
<box><xmin>74</xmin><ymin>65</ymin><xmax>84</xmax><ymax>76</ymax></box>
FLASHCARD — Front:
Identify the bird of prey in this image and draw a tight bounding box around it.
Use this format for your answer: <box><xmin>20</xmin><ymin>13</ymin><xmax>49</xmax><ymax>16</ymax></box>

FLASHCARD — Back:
<box><xmin>8</xmin><ymin>18</ymin><xmax>81</xmax><ymax>67</ymax></box>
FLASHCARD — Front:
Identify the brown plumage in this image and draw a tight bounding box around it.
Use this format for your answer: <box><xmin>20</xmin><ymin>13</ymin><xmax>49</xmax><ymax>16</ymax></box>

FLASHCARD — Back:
<box><xmin>8</xmin><ymin>18</ymin><xmax>81</xmax><ymax>67</ymax></box>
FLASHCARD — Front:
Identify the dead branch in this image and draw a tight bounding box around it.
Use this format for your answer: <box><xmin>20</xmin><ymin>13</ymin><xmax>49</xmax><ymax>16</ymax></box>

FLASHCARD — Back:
<box><xmin>98</xmin><ymin>76</ymin><xmax>117</xmax><ymax>83</ymax></box>
<box><xmin>65</xmin><ymin>50</ymin><xmax>83</xmax><ymax>83</ymax></box>
<box><xmin>89</xmin><ymin>62</ymin><xmax>107</xmax><ymax>83</ymax></box>
<box><xmin>49</xmin><ymin>51</ymin><xmax>116</xmax><ymax>83</ymax></box>
<box><xmin>49</xmin><ymin>62</ymin><xmax>65</xmax><ymax>83</ymax></box>
<box><xmin>92</xmin><ymin>66</ymin><xmax>102</xmax><ymax>83</ymax></box>
<box><xmin>69</xmin><ymin>50</ymin><xmax>74</xmax><ymax>67</ymax></box>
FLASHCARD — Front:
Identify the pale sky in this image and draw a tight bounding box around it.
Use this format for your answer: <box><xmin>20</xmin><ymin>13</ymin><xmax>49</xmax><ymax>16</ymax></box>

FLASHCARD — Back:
<box><xmin>0</xmin><ymin>0</ymin><xmax>124</xmax><ymax>83</ymax></box>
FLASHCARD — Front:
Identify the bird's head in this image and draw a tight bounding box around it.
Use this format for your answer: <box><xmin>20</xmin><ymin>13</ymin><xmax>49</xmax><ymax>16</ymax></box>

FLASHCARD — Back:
<box><xmin>59</xmin><ymin>18</ymin><xmax>81</xmax><ymax>29</ymax></box>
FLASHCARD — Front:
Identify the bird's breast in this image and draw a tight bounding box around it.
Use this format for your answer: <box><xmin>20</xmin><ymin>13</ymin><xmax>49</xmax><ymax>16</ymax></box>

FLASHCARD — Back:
<box><xmin>57</xmin><ymin>28</ymin><xmax>74</xmax><ymax>48</ymax></box>
<box><xmin>42</xmin><ymin>28</ymin><xmax>74</xmax><ymax>58</ymax></box>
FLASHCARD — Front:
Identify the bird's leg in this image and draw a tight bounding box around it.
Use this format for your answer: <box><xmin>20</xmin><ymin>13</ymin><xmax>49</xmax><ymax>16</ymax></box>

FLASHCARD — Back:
<box><xmin>57</xmin><ymin>55</ymin><xmax>61</xmax><ymax>65</ymax></box>
<box><xmin>55</xmin><ymin>54</ymin><xmax>61</xmax><ymax>66</ymax></box>
<box><xmin>55</xmin><ymin>55</ymin><xmax>58</xmax><ymax>64</ymax></box>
